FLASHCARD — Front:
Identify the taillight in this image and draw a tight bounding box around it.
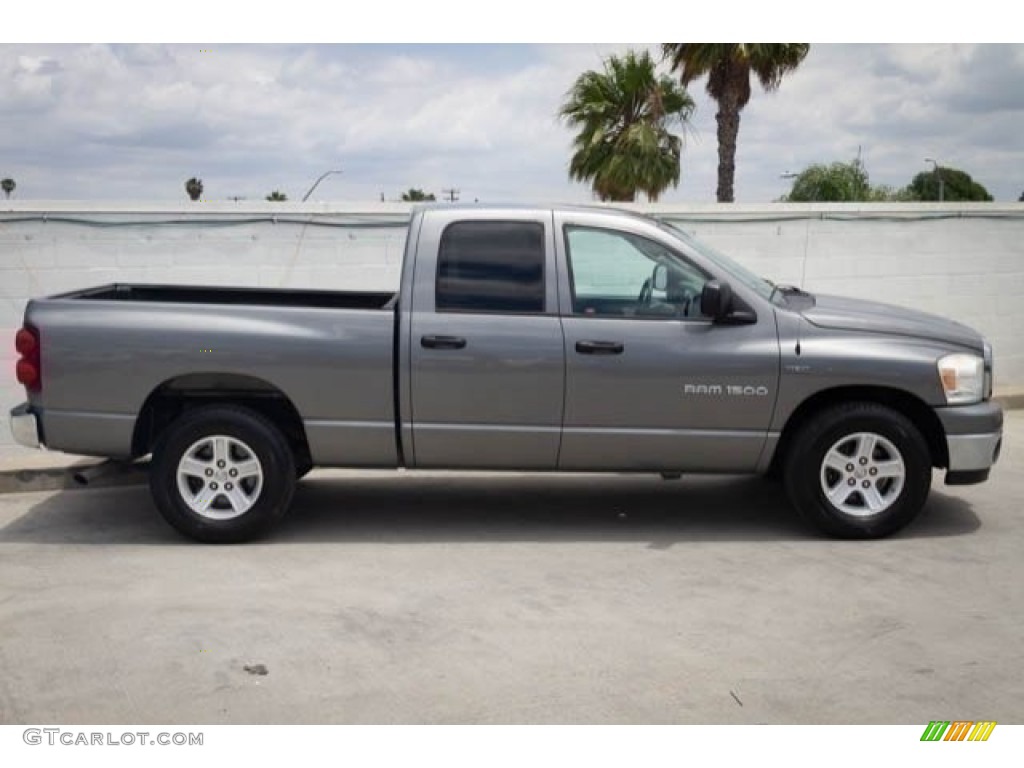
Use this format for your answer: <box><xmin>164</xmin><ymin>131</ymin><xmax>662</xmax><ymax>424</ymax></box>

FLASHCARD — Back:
<box><xmin>15</xmin><ymin>325</ymin><xmax>41</xmax><ymax>392</ymax></box>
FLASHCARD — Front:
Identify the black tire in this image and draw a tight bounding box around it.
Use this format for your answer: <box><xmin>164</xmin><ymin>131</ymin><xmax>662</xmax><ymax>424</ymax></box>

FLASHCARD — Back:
<box><xmin>783</xmin><ymin>402</ymin><xmax>932</xmax><ymax>539</ymax></box>
<box><xmin>149</xmin><ymin>405</ymin><xmax>296</xmax><ymax>543</ymax></box>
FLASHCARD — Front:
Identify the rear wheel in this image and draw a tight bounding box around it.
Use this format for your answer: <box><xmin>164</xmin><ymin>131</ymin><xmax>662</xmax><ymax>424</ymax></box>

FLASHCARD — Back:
<box><xmin>150</xmin><ymin>405</ymin><xmax>296</xmax><ymax>543</ymax></box>
<box><xmin>784</xmin><ymin>402</ymin><xmax>931</xmax><ymax>538</ymax></box>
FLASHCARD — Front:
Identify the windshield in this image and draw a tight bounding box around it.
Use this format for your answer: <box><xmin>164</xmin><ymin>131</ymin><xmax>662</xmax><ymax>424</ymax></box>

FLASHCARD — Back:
<box><xmin>657</xmin><ymin>221</ymin><xmax>775</xmax><ymax>301</ymax></box>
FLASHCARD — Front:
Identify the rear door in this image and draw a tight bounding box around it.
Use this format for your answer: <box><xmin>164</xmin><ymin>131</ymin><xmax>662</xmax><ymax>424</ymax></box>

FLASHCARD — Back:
<box><xmin>555</xmin><ymin>211</ymin><xmax>779</xmax><ymax>472</ymax></box>
<box><xmin>407</xmin><ymin>210</ymin><xmax>565</xmax><ymax>469</ymax></box>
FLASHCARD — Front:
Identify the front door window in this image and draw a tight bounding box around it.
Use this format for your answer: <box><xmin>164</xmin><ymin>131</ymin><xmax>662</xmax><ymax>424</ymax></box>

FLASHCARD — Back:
<box><xmin>565</xmin><ymin>226</ymin><xmax>709</xmax><ymax>320</ymax></box>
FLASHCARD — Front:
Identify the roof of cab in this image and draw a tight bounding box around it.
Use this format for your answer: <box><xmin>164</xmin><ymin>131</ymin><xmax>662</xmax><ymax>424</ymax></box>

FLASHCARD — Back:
<box><xmin>410</xmin><ymin>202</ymin><xmax>656</xmax><ymax>223</ymax></box>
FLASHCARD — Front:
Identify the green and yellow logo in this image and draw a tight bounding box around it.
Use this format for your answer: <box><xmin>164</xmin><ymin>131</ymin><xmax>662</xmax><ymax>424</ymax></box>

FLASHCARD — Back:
<box><xmin>920</xmin><ymin>721</ymin><xmax>996</xmax><ymax>741</ymax></box>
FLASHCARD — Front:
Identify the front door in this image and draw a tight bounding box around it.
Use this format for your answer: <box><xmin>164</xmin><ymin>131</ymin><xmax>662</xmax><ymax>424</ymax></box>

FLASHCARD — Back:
<box><xmin>556</xmin><ymin>215</ymin><xmax>779</xmax><ymax>472</ymax></box>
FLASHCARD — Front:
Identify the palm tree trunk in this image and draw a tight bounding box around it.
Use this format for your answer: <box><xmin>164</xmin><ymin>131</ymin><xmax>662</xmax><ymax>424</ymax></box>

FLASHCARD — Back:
<box><xmin>715</xmin><ymin>93</ymin><xmax>741</xmax><ymax>203</ymax></box>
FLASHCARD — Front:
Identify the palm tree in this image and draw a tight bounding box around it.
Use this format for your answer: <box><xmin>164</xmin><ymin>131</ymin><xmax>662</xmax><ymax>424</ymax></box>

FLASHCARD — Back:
<box><xmin>185</xmin><ymin>177</ymin><xmax>203</xmax><ymax>201</ymax></box>
<box><xmin>559</xmin><ymin>49</ymin><xmax>695</xmax><ymax>202</ymax></box>
<box><xmin>266</xmin><ymin>190</ymin><xmax>288</xmax><ymax>201</ymax></box>
<box><xmin>662</xmin><ymin>44</ymin><xmax>809</xmax><ymax>202</ymax></box>
<box><xmin>1</xmin><ymin>178</ymin><xmax>15</xmax><ymax>199</ymax></box>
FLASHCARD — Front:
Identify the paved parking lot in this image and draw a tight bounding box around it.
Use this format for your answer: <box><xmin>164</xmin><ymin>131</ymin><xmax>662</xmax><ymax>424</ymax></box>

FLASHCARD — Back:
<box><xmin>1</xmin><ymin>412</ymin><xmax>1021</xmax><ymax>724</ymax></box>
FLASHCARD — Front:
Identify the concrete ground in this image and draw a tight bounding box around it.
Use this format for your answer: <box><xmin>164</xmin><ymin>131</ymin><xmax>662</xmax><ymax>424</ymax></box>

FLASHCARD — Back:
<box><xmin>0</xmin><ymin>413</ymin><xmax>1020</xmax><ymax>725</ymax></box>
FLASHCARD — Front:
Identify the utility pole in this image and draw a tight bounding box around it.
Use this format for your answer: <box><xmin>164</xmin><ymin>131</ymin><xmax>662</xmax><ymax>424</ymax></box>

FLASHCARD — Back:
<box><xmin>441</xmin><ymin>188</ymin><xmax>460</xmax><ymax>203</ymax></box>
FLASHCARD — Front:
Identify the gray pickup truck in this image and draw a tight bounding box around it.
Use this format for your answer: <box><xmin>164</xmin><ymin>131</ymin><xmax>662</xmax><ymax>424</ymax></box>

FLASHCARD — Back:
<box><xmin>10</xmin><ymin>205</ymin><xmax>1003</xmax><ymax>542</ymax></box>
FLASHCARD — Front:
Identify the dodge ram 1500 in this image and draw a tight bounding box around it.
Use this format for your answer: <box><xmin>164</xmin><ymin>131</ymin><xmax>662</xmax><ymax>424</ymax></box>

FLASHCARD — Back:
<box><xmin>10</xmin><ymin>205</ymin><xmax>1002</xmax><ymax>542</ymax></box>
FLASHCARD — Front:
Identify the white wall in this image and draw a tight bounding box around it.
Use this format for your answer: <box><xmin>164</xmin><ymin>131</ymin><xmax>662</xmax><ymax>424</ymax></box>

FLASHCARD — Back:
<box><xmin>2</xmin><ymin>201</ymin><xmax>1023</xmax><ymax>458</ymax></box>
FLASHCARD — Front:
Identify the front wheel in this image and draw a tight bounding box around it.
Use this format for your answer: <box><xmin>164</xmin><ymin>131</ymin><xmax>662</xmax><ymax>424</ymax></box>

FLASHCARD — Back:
<box><xmin>784</xmin><ymin>402</ymin><xmax>932</xmax><ymax>538</ymax></box>
<box><xmin>149</xmin><ymin>405</ymin><xmax>296</xmax><ymax>543</ymax></box>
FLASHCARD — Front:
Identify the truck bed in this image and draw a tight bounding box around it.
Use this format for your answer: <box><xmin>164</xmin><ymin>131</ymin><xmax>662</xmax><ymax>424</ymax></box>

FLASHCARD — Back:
<box><xmin>59</xmin><ymin>283</ymin><xmax>397</xmax><ymax>311</ymax></box>
<box><xmin>23</xmin><ymin>283</ymin><xmax>400</xmax><ymax>466</ymax></box>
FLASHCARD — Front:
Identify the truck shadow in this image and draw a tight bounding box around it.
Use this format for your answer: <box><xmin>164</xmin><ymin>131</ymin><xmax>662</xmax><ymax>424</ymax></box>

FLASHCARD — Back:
<box><xmin>1</xmin><ymin>472</ymin><xmax>981</xmax><ymax>545</ymax></box>
<box><xmin>280</xmin><ymin>473</ymin><xmax>980</xmax><ymax>544</ymax></box>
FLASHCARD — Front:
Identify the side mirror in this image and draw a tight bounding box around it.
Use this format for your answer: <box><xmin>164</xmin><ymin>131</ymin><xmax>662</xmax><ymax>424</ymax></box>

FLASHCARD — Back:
<box><xmin>652</xmin><ymin>264</ymin><xmax>668</xmax><ymax>292</ymax></box>
<box><xmin>701</xmin><ymin>279</ymin><xmax>732</xmax><ymax>320</ymax></box>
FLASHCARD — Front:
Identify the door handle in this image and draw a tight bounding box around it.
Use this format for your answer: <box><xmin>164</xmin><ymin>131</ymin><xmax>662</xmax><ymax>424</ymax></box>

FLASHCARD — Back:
<box><xmin>575</xmin><ymin>340</ymin><xmax>624</xmax><ymax>355</ymax></box>
<box><xmin>421</xmin><ymin>334</ymin><xmax>467</xmax><ymax>350</ymax></box>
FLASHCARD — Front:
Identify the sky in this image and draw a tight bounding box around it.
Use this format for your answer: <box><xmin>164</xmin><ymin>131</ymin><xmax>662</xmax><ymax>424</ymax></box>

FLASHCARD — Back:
<box><xmin>2</xmin><ymin>42</ymin><xmax>1023</xmax><ymax>203</ymax></box>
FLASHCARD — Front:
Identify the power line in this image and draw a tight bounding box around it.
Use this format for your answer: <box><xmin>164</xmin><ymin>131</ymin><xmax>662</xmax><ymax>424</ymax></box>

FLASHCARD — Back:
<box><xmin>441</xmin><ymin>188</ymin><xmax>460</xmax><ymax>202</ymax></box>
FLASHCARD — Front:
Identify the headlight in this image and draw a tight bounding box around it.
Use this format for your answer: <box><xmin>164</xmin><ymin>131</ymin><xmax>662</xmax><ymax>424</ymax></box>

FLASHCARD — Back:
<box><xmin>938</xmin><ymin>353</ymin><xmax>984</xmax><ymax>405</ymax></box>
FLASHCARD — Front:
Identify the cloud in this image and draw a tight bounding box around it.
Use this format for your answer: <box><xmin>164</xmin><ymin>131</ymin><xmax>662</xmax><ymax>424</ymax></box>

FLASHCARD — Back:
<box><xmin>17</xmin><ymin>55</ymin><xmax>63</xmax><ymax>75</ymax></box>
<box><xmin>0</xmin><ymin>43</ymin><xmax>1021</xmax><ymax>203</ymax></box>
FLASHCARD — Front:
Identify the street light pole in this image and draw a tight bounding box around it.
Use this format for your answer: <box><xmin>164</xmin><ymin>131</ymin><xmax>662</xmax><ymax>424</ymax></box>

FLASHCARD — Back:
<box><xmin>781</xmin><ymin>171</ymin><xmax>811</xmax><ymax>201</ymax></box>
<box><xmin>924</xmin><ymin>158</ymin><xmax>944</xmax><ymax>202</ymax></box>
<box><xmin>301</xmin><ymin>169</ymin><xmax>343</xmax><ymax>202</ymax></box>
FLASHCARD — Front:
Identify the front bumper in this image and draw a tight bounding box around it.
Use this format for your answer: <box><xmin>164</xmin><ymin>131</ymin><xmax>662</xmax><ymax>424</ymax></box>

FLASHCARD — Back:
<box><xmin>9</xmin><ymin>403</ymin><xmax>42</xmax><ymax>449</ymax></box>
<box><xmin>947</xmin><ymin>432</ymin><xmax>1002</xmax><ymax>472</ymax></box>
<box><xmin>935</xmin><ymin>401</ymin><xmax>1003</xmax><ymax>485</ymax></box>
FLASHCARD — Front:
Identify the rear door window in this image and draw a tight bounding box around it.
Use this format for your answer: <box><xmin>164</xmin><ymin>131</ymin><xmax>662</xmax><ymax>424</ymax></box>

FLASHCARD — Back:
<box><xmin>436</xmin><ymin>221</ymin><xmax>546</xmax><ymax>313</ymax></box>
